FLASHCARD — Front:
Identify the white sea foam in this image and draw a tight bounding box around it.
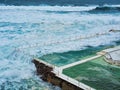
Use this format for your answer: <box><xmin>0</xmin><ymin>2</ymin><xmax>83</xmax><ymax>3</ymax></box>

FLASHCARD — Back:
<box><xmin>0</xmin><ymin>5</ymin><xmax>97</xmax><ymax>11</ymax></box>
<box><xmin>0</xmin><ymin>5</ymin><xmax>120</xmax><ymax>90</ymax></box>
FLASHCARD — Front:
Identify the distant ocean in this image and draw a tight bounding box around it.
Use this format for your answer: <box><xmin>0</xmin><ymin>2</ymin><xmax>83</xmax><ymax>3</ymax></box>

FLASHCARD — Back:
<box><xmin>0</xmin><ymin>0</ymin><xmax>120</xmax><ymax>6</ymax></box>
<box><xmin>0</xmin><ymin>0</ymin><xmax>120</xmax><ymax>90</ymax></box>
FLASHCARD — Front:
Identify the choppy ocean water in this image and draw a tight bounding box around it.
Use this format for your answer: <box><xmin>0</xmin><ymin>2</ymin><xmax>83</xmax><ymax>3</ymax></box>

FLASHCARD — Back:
<box><xmin>0</xmin><ymin>4</ymin><xmax>120</xmax><ymax>90</ymax></box>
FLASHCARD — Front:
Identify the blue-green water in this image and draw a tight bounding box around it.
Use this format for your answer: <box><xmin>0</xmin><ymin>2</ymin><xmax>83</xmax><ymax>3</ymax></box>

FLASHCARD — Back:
<box><xmin>63</xmin><ymin>56</ymin><xmax>120</xmax><ymax>90</ymax></box>
<box><xmin>40</xmin><ymin>44</ymin><xmax>120</xmax><ymax>66</ymax></box>
<box><xmin>0</xmin><ymin>5</ymin><xmax>120</xmax><ymax>90</ymax></box>
<box><xmin>0</xmin><ymin>0</ymin><xmax>120</xmax><ymax>6</ymax></box>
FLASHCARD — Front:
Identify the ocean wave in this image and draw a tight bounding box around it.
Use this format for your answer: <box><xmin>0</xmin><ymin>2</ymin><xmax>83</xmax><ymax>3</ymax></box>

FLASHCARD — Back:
<box><xmin>0</xmin><ymin>5</ymin><xmax>97</xmax><ymax>12</ymax></box>
<box><xmin>0</xmin><ymin>4</ymin><xmax>120</xmax><ymax>90</ymax></box>
<box><xmin>88</xmin><ymin>6</ymin><xmax>120</xmax><ymax>13</ymax></box>
<box><xmin>0</xmin><ymin>5</ymin><xmax>120</xmax><ymax>14</ymax></box>
<box><xmin>0</xmin><ymin>0</ymin><xmax>120</xmax><ymax>6</ymax></box>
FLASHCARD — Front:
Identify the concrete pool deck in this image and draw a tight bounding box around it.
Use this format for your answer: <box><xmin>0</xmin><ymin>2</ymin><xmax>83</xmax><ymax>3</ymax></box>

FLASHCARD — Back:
<box><xmin>38</xmin><ymin>45</ymin><xmax>115</xmax><ymax>66</ymax></box>
<box><xmin>63</xmin><ymin>46</ymin><xmax>120</xmax><ymax>90</ymax></box>
<box><xmin>33</xmin><ymin>45</ymin><xmax>120</xmax><ymax>90</ymax></box>
<box><xmin>63</xmin><ymin>56</ymin><xmax>120</xmax><ymax>90</ymax></box>
<box><xmin>98</xmin><ymin>46</ymin><xmax>120</xmax><ymax>66</ymax></box>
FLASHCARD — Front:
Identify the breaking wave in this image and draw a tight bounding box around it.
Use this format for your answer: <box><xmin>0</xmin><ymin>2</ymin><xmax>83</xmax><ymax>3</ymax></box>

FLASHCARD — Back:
<box><xmin>0</xmin><ymin>5</ymin><xmax>120</xmax><ymax>90</ymax></box>
<box><xmin>0</xmin><ymin>5</ymin><xmax>120</xmax><ymax>14</ymax></box>
<box><xmin>88</xmin><ymin>6</ymin><xmax>120</xmax><ymax>13</ymax></box>
<box><xmin>0</xmin><ymin>0</ymin><xmax>120</xmax><ymax>6</ymax></box>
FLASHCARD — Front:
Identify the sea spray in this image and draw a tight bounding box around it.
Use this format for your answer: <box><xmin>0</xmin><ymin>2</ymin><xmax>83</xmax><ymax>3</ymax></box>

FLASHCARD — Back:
<box><xmin>0</xmin><ymin>5</ymin><xmax>120</xmax><ymax>90</ymax></box>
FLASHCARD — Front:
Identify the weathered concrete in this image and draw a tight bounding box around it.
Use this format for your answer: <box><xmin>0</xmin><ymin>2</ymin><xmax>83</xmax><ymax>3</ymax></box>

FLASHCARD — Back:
<box><xmin>97</xmin><ymin>46</ymin><xmax>120</xmax><ymax>66</ymax></box>
<box><xmin>32</xmin><ymin>59</ymin><xmax>83</xmax><ymax>90</ymax></box>
<box><xmin>33</xmin><ymin>58</ymin><xmax>95</xmax><ymax>90</ymax></box>
<box><xmin>60</xmin><ymin>55</ymin><xmax>102</xmax><ymax>70</ymax></box>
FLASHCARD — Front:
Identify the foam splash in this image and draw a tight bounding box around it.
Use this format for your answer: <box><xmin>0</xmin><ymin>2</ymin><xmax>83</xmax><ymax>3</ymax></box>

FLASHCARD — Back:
<box><xmin>0</xmin><ymin>5</ymin><xmax>120</xmax><ymax>90</ymax></box>
<box><xmin>0</xmin><ymin>5</ymin><xmax>97</xmax><ymax>11</ymax></box>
